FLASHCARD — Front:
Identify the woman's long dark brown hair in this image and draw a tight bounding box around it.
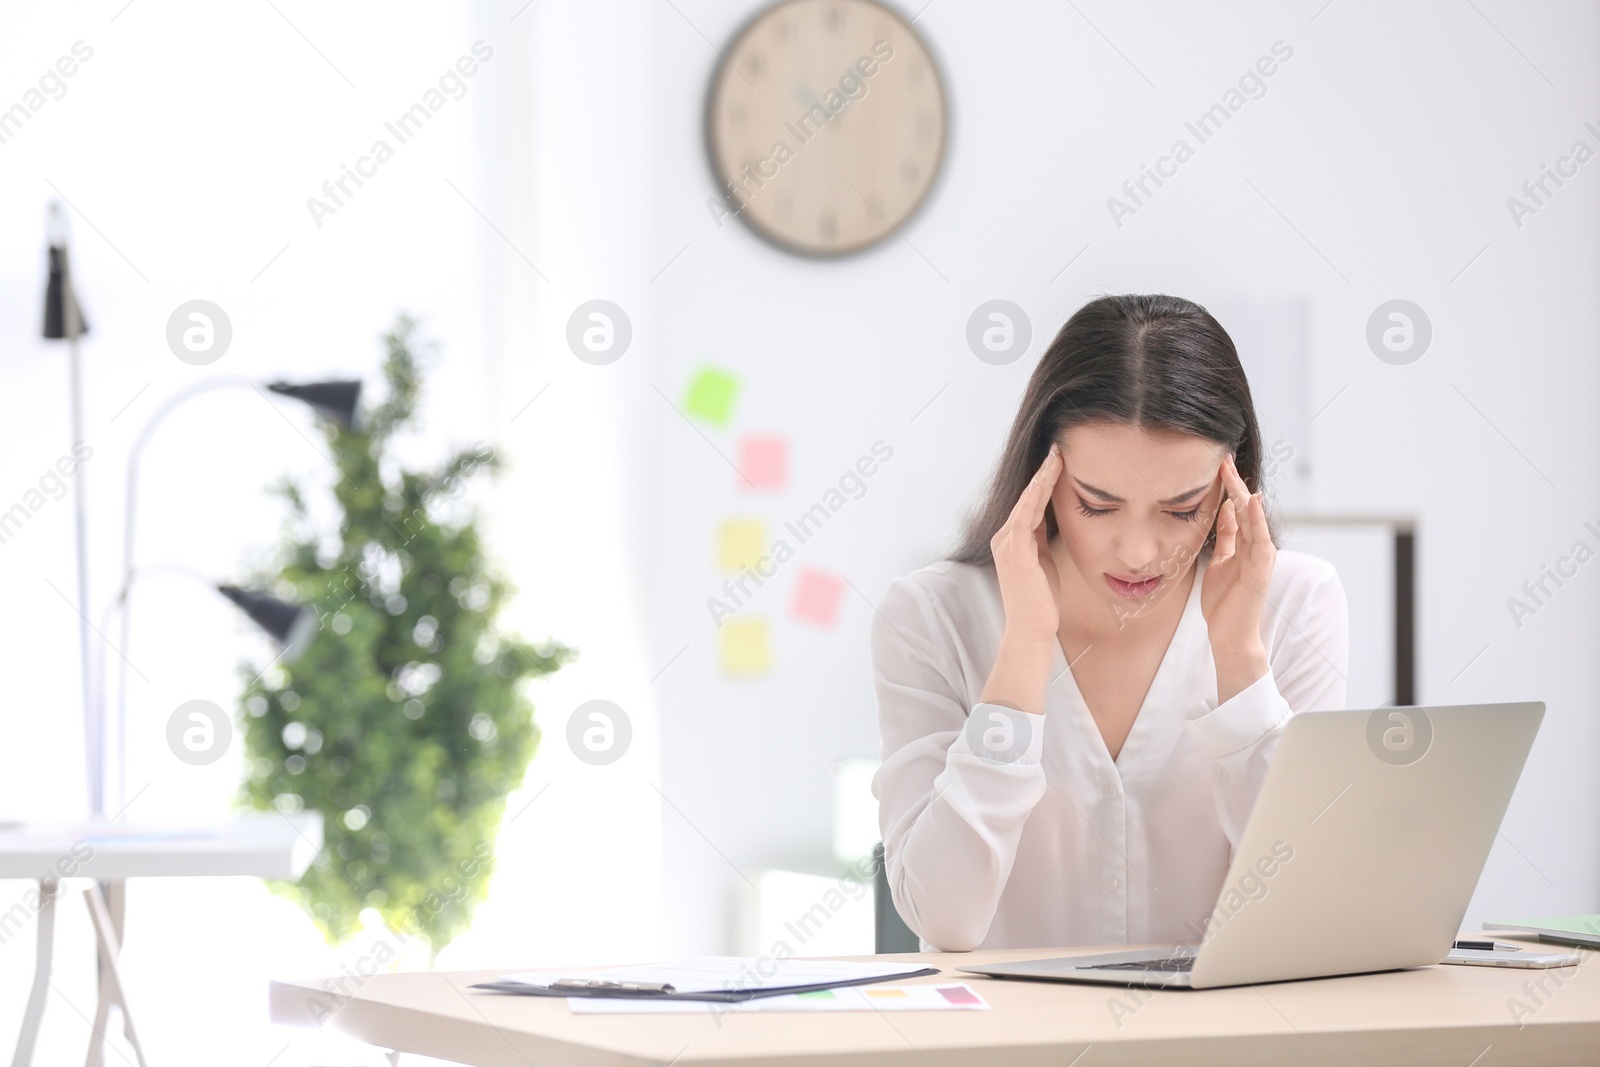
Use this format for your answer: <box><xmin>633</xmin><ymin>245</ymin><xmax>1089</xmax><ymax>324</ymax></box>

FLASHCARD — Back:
<box><xmin>950</xmin><ymin>293</ymin><xmax>1271</xmax><ymax>566</ymax></box>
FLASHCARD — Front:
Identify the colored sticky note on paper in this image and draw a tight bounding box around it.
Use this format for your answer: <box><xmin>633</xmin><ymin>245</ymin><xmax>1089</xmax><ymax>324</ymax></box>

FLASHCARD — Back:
<box><xmin>791</xmin><ymin>568</ymin><xmax>845</xmax><ymax>627</ymax></box>
<box><xmin>718</xmin><ymin>519</ymin><xmax>767</xmax><ymax>572</ymax></box>
<box><xmin>720</xmin><ymin>617</ymin><xmax>771</xmax><ymax>676</ymax></box>
<box><xmin>936</xmin><ymin>985</ymin><xmax>982</xmax><ymax>1005</ymax></box>
<box><xmin>684</xmin><ymin>367</ymin><xmax>740</xmax><ymax>427</ymax></box>
<box><xmin>739</xmin><ymin>435</ymin><xmax>787</xmax><ymax>489</ymax></box>
<box><xmin>866</xmin><ymin>988</ymin><xmax>908</xmax><ymax>998</ymax></box>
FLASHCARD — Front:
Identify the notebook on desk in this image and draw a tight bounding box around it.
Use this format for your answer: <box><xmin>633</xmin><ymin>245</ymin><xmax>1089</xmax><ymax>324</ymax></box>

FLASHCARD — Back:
<box><xmin>471</xmin><ymin>956</ymin><xmax>939</xmax><ymax>1002</ymax></box>
<box><xmin>1483</xmin><ymin>917</ymin><xmax>1600</xmax><ymax>950</ymax></box>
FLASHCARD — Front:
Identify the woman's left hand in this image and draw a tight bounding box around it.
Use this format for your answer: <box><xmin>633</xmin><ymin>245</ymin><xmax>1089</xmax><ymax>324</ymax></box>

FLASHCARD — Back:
<box><xmin>1201</xmin><ymin>452</ymin><xmax>1274</xmax><ymax>700</ymax></box>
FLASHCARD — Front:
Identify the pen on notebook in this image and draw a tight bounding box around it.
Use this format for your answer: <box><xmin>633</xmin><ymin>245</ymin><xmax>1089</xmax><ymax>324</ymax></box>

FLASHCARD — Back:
<box><xmin>548</xmin><ymin>979</ymin><xmax>677</xmax><ymax>994</ymax></box>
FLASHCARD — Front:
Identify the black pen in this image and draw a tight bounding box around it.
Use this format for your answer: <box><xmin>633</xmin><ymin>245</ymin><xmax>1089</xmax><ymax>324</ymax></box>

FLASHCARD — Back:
<box><xmin>549</xmin><ymin>978</ymin><xmax>678</xmax><ymax>994</ymax></box>
<box><xmin>1452</xmin><ymin>939</ymin><xmax>1520</xmax><ymax>952</ymax></box>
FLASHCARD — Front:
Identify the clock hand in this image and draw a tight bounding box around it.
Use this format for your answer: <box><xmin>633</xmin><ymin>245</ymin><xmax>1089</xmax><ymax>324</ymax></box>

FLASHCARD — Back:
<box><xmin>793</xmin><ymin>82</ymin><xmax>851</xmax><ymax>128</ymax></box>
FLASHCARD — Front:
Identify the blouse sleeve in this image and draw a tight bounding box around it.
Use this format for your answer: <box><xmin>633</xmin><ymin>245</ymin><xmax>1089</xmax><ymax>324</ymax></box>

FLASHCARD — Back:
<box><xmin>1182</xmin><ymin>557</ymin><xmax>1350</xmax><ymax>850</ymax></box>
<box><xmin>869</xmin><ymin>575</ymin><xmax>1050</xmax><ymax>952</ymax></box>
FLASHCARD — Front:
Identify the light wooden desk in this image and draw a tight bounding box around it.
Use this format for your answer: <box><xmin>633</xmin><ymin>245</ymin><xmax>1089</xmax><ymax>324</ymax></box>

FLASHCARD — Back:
<box><xmin>270</xmin><ymin>935</ymin><xmax>1600</xmax><ymax>1066</ymax></box>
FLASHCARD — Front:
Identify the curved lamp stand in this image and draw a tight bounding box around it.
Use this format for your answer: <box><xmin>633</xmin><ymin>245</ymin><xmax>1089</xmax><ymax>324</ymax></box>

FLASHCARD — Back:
<box><xmin>108</xmin><ymin>377</ymin><xmax>355</xmax><ymax>814</ymax></box>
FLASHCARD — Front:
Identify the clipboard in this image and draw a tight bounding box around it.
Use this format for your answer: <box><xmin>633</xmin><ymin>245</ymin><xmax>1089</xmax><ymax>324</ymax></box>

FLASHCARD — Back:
<box><xmin>469</xmin><ymin>957</ymin><xmax>941</xmax><ymax>1002</ymax></box>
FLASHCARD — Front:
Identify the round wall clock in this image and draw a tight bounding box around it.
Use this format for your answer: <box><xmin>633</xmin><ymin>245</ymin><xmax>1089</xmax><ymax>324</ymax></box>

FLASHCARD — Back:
<box><xmin>705</xmin><ymin>0</ymin><xmax>948</xmax><ymax>257</ymax></box>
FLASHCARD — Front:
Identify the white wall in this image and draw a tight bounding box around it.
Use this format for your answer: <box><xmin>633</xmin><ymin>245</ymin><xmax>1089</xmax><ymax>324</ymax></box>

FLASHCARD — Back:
<box><xmin>553</xmin><ymin>0</ymin><xmax>1597</xmax><ymax>953</ymax></box>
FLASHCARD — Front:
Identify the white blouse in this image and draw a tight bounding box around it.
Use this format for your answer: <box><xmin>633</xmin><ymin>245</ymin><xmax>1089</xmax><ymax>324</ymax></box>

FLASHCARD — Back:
<box><xmin>870</xmin><ymin>548</ymin><xmax>1348</xmax><ymax>952</ymax></box>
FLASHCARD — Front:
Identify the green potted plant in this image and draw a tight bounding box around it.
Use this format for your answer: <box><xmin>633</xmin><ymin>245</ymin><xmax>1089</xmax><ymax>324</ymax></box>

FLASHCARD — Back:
<box><xmin>236</xmin><ymin>315</ymin><xmax>572</xmax><ymax>957</ymax></box>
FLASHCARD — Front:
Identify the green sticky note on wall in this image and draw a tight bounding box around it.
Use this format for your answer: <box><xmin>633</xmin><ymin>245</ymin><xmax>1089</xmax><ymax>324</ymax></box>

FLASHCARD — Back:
<box><xmin>684</xmin><ymin>367</ymin><xmax>740</xmax><ymax>427</ymax></box>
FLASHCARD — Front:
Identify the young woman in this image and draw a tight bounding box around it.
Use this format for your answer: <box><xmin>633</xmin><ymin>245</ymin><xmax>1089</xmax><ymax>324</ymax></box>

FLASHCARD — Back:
<box><xmin>871</xmin><ymin>293</ymin><xmax>1348</xmax><ymax>953</ymax></box>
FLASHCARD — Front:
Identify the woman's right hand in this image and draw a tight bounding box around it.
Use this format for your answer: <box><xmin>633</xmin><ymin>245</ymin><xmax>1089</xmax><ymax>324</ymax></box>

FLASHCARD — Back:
<box><xmin>989</xmin><ymin>443</ymin><xmax>1064</xmax><ymax>647</ymax></box>
<box><xmin>979</xmin><ymin>443</ymin><xmax>1064</xmax><ymax>715</ymax></box>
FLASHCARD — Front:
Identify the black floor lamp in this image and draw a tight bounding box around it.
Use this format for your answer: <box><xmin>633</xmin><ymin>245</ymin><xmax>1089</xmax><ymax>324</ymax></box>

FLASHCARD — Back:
<box><xmin>41</xmin><ymin>205</ymin><xmax>99</xmax><ymax>815</ymax></box>
<box><xmin>40</xmin><ymin>202</ymin><xmax>360</xmax><ymax>816</ymax></box>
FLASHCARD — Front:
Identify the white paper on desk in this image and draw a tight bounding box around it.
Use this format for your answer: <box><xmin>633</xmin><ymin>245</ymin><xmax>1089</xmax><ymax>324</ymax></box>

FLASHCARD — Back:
<box><xmin>496</xmin><ymin>956</ymin><xmax>930</xmax><ymax>995</ymax></box>
<box><xmin>568</xmin><ymin>983</ymin><xmax>989</xmax><ymax>1014</ymax></box>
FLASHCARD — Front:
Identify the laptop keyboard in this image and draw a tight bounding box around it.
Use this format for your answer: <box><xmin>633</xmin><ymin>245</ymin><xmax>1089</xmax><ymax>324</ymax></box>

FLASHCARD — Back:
<box><xmin>1085</xmin><ymin>955</ymin><xmax>1196</xmax><ymax>972</ymax></box>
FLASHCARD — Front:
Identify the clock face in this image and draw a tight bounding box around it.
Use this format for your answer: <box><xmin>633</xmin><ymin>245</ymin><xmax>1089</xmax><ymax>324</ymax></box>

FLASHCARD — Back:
<box><xmin>706</xmin><ymin>0</ymin><xmax>947</xmax><ymax>257</ymax></box>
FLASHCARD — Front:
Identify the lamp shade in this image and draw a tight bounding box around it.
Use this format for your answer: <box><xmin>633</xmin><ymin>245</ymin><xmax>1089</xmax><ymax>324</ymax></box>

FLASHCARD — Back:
<box><xmin>266</xmin><ymin>380</ymin><xmax>361</xmax><ymax>427</ymax></box>
<box><xmin>42</xmin><ymin>244</ymin><xmax>88</xmax><ymax>339</ymax></box>
<box><xmin>217</xmin><ymin>585</ymin><xmax>317</xmax><ymax>660</ymax></box>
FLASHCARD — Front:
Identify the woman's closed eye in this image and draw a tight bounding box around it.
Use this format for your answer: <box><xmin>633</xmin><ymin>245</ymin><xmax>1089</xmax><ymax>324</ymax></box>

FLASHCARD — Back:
<box><xmin>1074</xmin><ymin>496</ymin><xmax>1204</xmax><ymax>522</ymax></box>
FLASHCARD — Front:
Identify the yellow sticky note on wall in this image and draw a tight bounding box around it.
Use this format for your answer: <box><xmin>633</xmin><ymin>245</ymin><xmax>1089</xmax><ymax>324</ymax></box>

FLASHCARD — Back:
<box><xmin>718</xmin><ymin>519</ymin><xmax>767</xmax><ymax>573</ymax></box>
<box><xmin>719</xmin><ymin>617</ymin><xmax>771</xmax><ymax>676</ymax></box>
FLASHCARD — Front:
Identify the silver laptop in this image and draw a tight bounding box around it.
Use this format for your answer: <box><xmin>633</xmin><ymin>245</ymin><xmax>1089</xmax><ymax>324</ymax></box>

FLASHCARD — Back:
<box><xmin>958</xmin><ymin>702</ymin><xmax>1544</xmax><ymax>989</ymax></box>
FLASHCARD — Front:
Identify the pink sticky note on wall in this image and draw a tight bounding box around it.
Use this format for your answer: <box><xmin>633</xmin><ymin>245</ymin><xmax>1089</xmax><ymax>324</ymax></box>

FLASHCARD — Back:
<box><xmin>791</xmin><ymin>568</ymin><xmax>845</xmax><ymax>627</ymax></box>
<box><xmin>739</xmin><ymin>436</ymin><xmax>787</xmax><ymax>490</ymax></box>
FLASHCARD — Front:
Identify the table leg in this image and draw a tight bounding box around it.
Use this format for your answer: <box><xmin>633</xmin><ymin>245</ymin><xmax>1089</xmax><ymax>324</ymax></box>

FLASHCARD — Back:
<box><xmin>84</xmin><ymin>882</ymin><xmax>132</xmax><ymax>1067</ymax></box>
<box><xmin>9</xmin><ymin>878</ymin><xmax>57</xmax><ymax>1067</ymax></box>
<box><xmin>107</xmin><ymin>884</ymin><xmax>133</xmax><ymax>1049</ymax></box>
<box><xmin>82</xmin><ymin>884</ymin><xmax>147</xmax><ymax>1067</ymax></box>
<box><xmin>85</xmin><ymin>892</ymin><xmax>110</xmax><ymax>1067</ymax></box>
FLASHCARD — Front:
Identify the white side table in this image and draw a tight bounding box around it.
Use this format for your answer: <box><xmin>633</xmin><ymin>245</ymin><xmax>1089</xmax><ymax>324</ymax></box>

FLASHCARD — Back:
<box><xmin>1</xmin><ymin>812</ymin><xmax>322</xmax><ymax>1067</ymax></box>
